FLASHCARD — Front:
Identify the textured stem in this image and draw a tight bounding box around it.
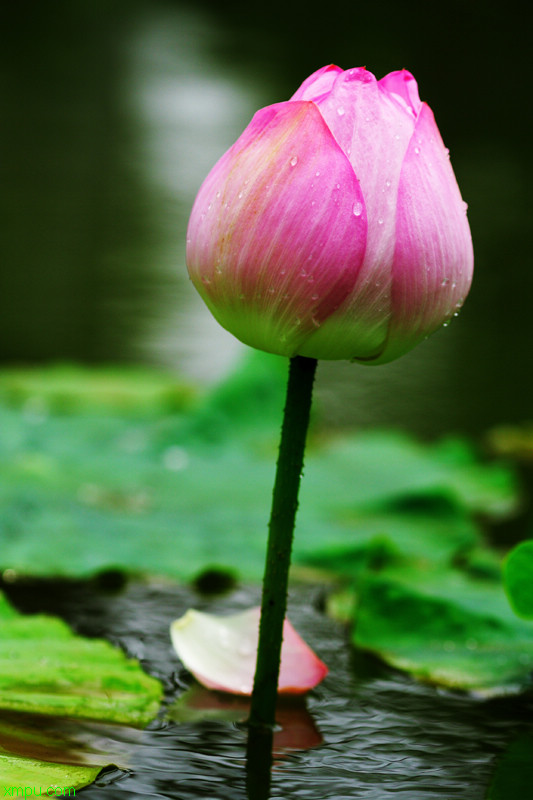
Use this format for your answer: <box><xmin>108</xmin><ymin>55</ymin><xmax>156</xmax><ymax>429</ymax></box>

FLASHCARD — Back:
<box><xmin>248</xmin><ymin>355</ymin><xmax>318</xmax><ymax>729</ymax></box>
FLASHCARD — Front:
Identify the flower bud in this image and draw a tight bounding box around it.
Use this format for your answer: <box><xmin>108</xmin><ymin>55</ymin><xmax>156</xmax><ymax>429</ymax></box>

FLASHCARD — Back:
<box><xmin>186</xmin><ymin>66</ymin><xmax>473</xmax><ymax>364</ymax></box>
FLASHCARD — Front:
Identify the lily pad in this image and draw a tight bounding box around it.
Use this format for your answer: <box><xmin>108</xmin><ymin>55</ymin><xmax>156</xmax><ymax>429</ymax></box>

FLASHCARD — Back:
<box><xmin>0</xmin><ymin>356</ymin><xmax>520</xmax><ymax>581</ymax></box>
<box><xmin>0</xmin><ymin>363</ymin><xmax>196</xmax><ymax>415</ymax></box>
<box><xmin>0</xmin><ymin>591</ymin><xmax>163</xmax><ymax>789</ymax></box>
<box><xmin>503</xmin><ymin>540</ymin><xmax>533</xmax><ymax>618</ymax></box>
<box><xmin>348</xmin><ymin>567</ymin><xmax>533</xmax><ymax>693</ymax></box>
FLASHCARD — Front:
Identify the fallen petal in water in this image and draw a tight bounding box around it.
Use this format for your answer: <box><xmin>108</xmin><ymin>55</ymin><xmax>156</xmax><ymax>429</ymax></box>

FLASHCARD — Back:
<box><xmin>170</xmin><ymin>607</ymin><xmax>328</xmax><ymax>695</ymax></box>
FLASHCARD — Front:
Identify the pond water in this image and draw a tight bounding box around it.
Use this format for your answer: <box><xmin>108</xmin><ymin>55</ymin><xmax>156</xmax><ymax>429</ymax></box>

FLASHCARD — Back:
<box><xmin>4</xmin><ymin>574</ymin><xmax>533</xmax><ymax>799</ymax></box>
<box><xmin>2</xmin><ymin>0</ymin><xmax>532</xmax><ymax>438</ymax></box>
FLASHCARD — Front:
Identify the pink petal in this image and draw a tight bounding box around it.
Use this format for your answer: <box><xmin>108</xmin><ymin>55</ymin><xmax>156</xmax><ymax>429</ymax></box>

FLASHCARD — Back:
<box><xmin>378</xmin><ymin>69</ymin><xmax>422</xmax><ymax>118</ymax></box>
<box><xmin>290</xmin><ymin>64</ymin><xmax>344</xmax><ymax>102</ymax></box>
<box><xmin>186</xmin><ymin>100</ymin><xmax>367</xmax><ymax>358</ymax></box>
<box><xmin>370</xmin><ymin>102</ymin><xmax>474</xmax><ymax>364</ymax></box>
<box><xmin>298</xmin><ymin>68</ymin><xmax>418</xmax><ymax>360</ymax></box>
<box><xmin>170</xmin><ymin>607</ymin><xmax>328</xmax><ymax>695</ymax></box>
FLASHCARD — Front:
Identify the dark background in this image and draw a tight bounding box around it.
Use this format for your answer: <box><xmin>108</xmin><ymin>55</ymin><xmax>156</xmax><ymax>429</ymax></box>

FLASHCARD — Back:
<box><xmin>1</xmin><ymin>0</ymin><xmax>531</xmax><ymax>435</ymax></box>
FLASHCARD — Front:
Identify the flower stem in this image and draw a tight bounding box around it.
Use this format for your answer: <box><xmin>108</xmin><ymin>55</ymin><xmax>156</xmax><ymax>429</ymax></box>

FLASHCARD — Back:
<box><xmin>248</xmin><ymin>354</ymin><xmax>318</xmax><ymax>729</ymax></box>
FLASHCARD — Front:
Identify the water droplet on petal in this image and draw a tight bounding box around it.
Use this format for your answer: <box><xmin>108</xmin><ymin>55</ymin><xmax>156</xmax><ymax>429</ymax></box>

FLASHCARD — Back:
<box><xmin>290</xmin><ymin>156</ymin><xmax>298</xmax><ymax>167</ymax></box>
<box><xmin>337</xmin><ymin>106</ymin><xmax>345</xmax><ymax>116</ymax></box>
<box><xmin>315</xmin><ymin>171</ymin><xmax>320</xmax><ymax>177</ymax></box>
<box><xmin>441</xmin><ymin>277</ymin><xmax>450</xmax><ymax>286</ymax></box>
<box><xmin>353</xmin><ymin>201</ymin><xmax>363</xmax><ymax>217</ymax></box>
<box><xmin>238</xmin><ymin>192</ymin><xmax>243</xmax><ymax>199</ymax></box>
<box><xmin>414</xmin><ymin>146</ymin><xmax>420</xmax><ymax>155</ymax></box>
<box><xmin>377</xmin><ymin>218</ymin><xmax>384</xmax><ymax>225</ymax></box>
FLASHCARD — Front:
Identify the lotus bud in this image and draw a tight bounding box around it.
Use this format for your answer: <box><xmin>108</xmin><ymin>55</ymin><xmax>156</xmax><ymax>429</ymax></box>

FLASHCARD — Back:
<box><xmin>186</xmin><ymin>66</ymin><xmax>473</xmax><ymax>364</ymax></box>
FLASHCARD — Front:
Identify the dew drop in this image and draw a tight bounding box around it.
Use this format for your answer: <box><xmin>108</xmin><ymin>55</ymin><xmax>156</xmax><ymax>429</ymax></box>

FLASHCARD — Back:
<box><xmin>414</xmin><ymin>146</ymin><xmax>420</xmax><ymax>155</ymax></box>
<box><xmin>238</xmin><ymin>192</ymin><xmax>243</xmax><ymax>199</ymax></box>
<box><xmin>201</xmin><ymin>276</ymin><xmax>211</xmax><ymax>285</ymax></box>
<box><xmin>462</xmin><ymin>201</ymin><xmax>469</xmax><ymax>212</ymax></box>
<box><xmin>311</xmin><ymin>293</ymin><xmax>318</xmax><ymax>300</ymax></box>
<box><xmin>311</xmin><ymin>317</ymin><xmax>321</xmax><ymax>328</ymax></box>
<box><xmin>268</xmin><ymin>287</ymin><xmax>275</xmax><ymax>293</ymax></box>
<box><xmin>353</xmin><ymin>201</ymin><xmax>363</xmax><ymax>217</ymax></box>
<box><xmin>377</xmin><ymin>217</ymin><xmax>384</xmax><ymax>225</ymax></box>
<box><xmin>336</xmin><ymin>183</ymin><xmax>340</xmax><ymax>189</ymax></box>
<box><xmin>385</xmin><ymin>180</ymin><xmax>391</xmax><ymax>188</ymax></box>
<box><xmin>441</xmin><ymin>277</ymin><xmax>450</xmax><ymax>286</ymax></box>
<box><xmin>311</xmin><ymin>200</ymin><xmax>316</xmax><ymax>206</ymax></box>
<box><xmin>337</xmin><ymin>106</ymin><xmax>345</xmax><ymax>116</ymax></box>
<box><xmin>216</xmin><ymin>191</ymin><xmax>221</xmax><ymax>198</ymax></box>
<box><xmin>300</xmin><ymin>269</ymin><xmax>308</xmax><ymax>277</ymax></box>
<box><xmin>290</xmin><ymin>156</ymin><xmax>298</xmax><ymax>167</ymax></box>
<box><xmin>280</xmin><ymin>269</ymin><xmax>287</xmax><ymax>276</ymax></box>
<box><xmin>315</xmin><ymin>171</ymin><xmax>320</xmax><ymax>177</ymax></box>
<box><xmin>295</xmin><ymin>318</ymin><xmax>302</xmax><ymax>326</ymax></box>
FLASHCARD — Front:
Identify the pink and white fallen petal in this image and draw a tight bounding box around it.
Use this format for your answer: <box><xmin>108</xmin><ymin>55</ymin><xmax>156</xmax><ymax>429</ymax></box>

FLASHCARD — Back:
<box><xmin>170</xmin><ymin>607</ymin><xmax>328</xmax><ymax>695</ymax></box>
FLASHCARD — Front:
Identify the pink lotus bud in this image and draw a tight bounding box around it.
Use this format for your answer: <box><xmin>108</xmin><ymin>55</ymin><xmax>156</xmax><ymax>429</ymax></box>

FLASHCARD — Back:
<box><xmin>170</xmin><ymin>607</ymin><xmax>328</xmax><ymax>695</ymax></box>
<box><xmin>187</xmin><ymin>66</ymin><xmax>473</xmax><ymax>364</ymax></box>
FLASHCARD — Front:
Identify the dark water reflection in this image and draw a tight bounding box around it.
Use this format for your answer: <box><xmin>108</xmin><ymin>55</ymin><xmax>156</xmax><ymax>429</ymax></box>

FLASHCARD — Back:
<box><xmin>4</xmin><ymin>576</ymin><xmax>533</xmax><ymax>799</ymax></box>
<box><xmin>2</xmin><ymin>0</ymin><xmax>532</xmax><ymax>436</ymax></box>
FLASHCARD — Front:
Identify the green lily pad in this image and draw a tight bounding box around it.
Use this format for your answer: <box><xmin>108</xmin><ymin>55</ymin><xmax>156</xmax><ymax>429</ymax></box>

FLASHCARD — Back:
<box><xmin>503</xmin><ymin>540</ymin><xmax>533</xmax><ymax>618</ymax></box>
<box><xmin>487</xmin><ymin>734</ymin><xmax>533</xmax><ymax>798</ymax></box>
<box><xmin>0</xmin><ymin>593</ymin><xmax>162</xmax><ymax>723</ymax></box>
<box><xmin>348</xmin><ymin>567</ymin><xmax>533</xmax><ymax>693</ymax></box>
<box><xmin>0</xmin><ymin>356</ymin><xmax>520</xmax><ymax>581</ymax></box>
<box><xmin>0</xmin><ymin>754</ymin><xmax>101</xmax><ymax>790</ymax></box>
<box><xmin>0</xmin><ymin>591</ymin><xmax>163</xmax><ymax>789</ymax></box>
<box><xmin>0</xmin><ymin>363</ymin><xmax>196</xmax><ymax>415</ymax></box>
<box><xmin>298</xmin><ymin>495</ymin><xmax>481</xmax><ymax>576</ymax></box>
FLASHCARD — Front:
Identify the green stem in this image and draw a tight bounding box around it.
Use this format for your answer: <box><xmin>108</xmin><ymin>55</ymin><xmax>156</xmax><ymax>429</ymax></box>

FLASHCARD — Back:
<box><xmin>248</xmin><ymin>354</ymin><xmax>318</xmax><ymax>729</ymax></box>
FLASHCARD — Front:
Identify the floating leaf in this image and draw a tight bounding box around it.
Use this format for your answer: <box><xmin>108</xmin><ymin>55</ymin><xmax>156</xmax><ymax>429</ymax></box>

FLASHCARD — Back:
<box><xmin>487</xmin><ymin>734</ymin><xmax>533</xmax><ymax>798</ymax></box>
<box><xmin>170</xmin><ymin>607</ymin><xmax>328</xmax><ymax>695</ymax></box>
<box><xmin>0</xmin><ymin>359</ymin><xmax>520</xmax><ymax>581</ymax></box>
<box><xmin>349</xmin><ymin>568</ymin><xmax>533</xmax><ymax>693</ymax></box>
<box><xmin>0</xmin><ymin>592</ymin><xmax>163</xmax><ymax>790</ymax></box>
<box><xmin>503</xmin><ymin>540</ymin><xmax>533</xmax><ymax>618</ymax></box>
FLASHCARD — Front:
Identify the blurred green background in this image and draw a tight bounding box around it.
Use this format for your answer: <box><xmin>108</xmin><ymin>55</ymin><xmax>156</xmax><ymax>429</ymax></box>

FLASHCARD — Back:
<box><xmin>1</xmin><ymin>0</ymin><xmax>530</xmax><ymax>436</ymax></box>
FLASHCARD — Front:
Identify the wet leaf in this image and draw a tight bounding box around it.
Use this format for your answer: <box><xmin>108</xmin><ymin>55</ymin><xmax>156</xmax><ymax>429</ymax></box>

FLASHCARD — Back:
<box><xmin>503</xmin><ymin>540</ymin><xmax>533</xmax><ymax>618</ymax></box>
<box><xmin>487</xmin><ymin>734</ymin><xmax>533</xmax><ymax>798</ymax></box>
<box><xmin>0</xmin><ymin>357</ymin><xmax>518</xmax><ymax>581</ymax></box>
<box><xmin>0</xmin><ymin>592</ymin><xmax>163</xmax><ymax>789</ymax></box>
<box><xmin>349</xmin><ymin>568</ymin><xmax>533</xmax><ymax>693</ymax></box>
